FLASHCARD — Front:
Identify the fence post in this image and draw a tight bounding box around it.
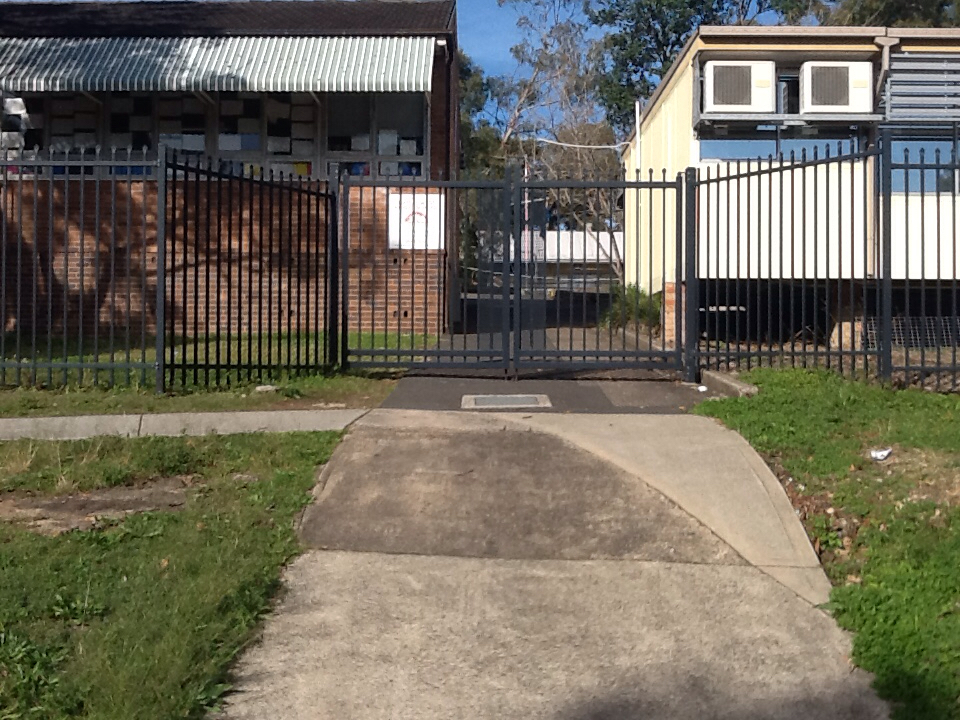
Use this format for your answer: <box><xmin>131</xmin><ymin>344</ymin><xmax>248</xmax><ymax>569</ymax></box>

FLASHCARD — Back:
<box><xmin>879</xmin><ymin>129</ymin><xmax>893</xmax><ymax>382</ymax></box>
<box><xmin>154</xmin><ymin>148</ymin><xmax>167</xmax><ymax>394</ymax></box>
<box><xmin>683</xmin><ymin>167</ymin><xmax>700</xmax><ymax>383</ymax></box>
<box><xmin>326</xmin><ymin>169</ymin><xmax>340</xmax><ymax>369</ymax></box>
<box><xmin>339</xmin><ymin>172</ymin><xmax>351</xmax><ymax>370</ymax></box>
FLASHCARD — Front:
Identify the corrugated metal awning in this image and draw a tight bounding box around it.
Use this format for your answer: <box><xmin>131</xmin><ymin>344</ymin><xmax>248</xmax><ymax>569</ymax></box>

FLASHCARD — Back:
<box><xmin>0</xmin><ymin>35</ymin><xmax>436</xmax><ymax>93</ymax></box>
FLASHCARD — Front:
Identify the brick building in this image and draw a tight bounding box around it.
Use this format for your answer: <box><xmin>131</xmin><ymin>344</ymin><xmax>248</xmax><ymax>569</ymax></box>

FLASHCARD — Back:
<box><xmin>0</xmin><ymin>0</ymin><xmax>460</xmax><ymax>353</ymax></box>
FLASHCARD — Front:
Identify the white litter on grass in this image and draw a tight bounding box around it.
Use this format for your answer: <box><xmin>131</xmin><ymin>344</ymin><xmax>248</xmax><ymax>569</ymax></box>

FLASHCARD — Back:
<box><xmin>697</xmin><ymin>385</ymin><xmax>708</xmax><ymax>393</ymax></box>
<box><xmin>870</xmin><ymin>448</ymin><xmax>893</xmax><ymax>462</ymax></box>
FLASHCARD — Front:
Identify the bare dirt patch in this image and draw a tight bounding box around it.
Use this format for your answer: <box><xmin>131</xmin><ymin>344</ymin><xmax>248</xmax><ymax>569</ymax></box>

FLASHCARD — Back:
<box><xmin>0</xmin><ymin>477</ymin><xmax>192</xmax><ymax>535</ymax></box>
<box><xmin>883</xmin><ymin>446</ymin><xmax>960</xmax><ymax>505</ymax></box>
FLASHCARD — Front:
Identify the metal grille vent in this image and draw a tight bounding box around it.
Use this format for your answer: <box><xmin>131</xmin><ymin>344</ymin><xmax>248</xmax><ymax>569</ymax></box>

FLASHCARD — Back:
<box><xmin>864</xmin><ymin>316</ymin><xmax>960</xmax><ymax>349</ymax></box>
<box><xmin>811</xmin><ymin>66</ymin><xmax>849</xmax><ymax>106</ymax></box>
<box><xmin>713</xmin><ymin>65</ymin><xmax>752</xmax><ymax>106</ymax></box>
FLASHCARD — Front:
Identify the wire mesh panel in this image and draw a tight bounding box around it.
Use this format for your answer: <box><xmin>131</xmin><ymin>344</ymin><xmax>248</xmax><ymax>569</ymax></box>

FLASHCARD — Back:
<box><xmin>163</xmin><ymin>152</ymin><xmax>334</xmax><ymax>388</ymax></box>
<box><xmin>0</xmin><ymin>149</ymin><xmax>160</xmax><ymax>388</ymax></box>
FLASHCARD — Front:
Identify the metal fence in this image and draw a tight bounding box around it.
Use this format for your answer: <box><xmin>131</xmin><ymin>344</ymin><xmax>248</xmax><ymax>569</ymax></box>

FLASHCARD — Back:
<box><xmin>163</xmin><ymin>152</ymin><xmax>336</xmax><ymax>389</ymax></box>
<box><xmin>341</xmin><ymin>169</ymin><xmax>683</xmax><ymax>372</ymax></box>
<box><xmin>688</xmin><ymin>130</ymin><xmax>960</xmax><ymax>391</ymax></box>
<box><xmin>1</xmin><ymin>149</ymin><xmax>160</xmax><ymax>388</ymax></box>
<box><xmin>4</xmin><ymin>138</ymin><xmax>960</xmax><ymax>393</ymax></box>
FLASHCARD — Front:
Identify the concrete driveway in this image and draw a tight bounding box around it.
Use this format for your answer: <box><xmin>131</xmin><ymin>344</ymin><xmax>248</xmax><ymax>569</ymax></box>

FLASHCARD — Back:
<box><xmin>219</xmin><ymin>409</ymin><xmax>888</xmax><ymax>720</ymax></box>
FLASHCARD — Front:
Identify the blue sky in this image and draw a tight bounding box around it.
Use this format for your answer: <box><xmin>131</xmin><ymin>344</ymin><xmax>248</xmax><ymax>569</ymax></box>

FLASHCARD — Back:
<box><xmin>457</xmin><ymin>0</ymin><xmax>524</xmax><ymax>77</ymax></box>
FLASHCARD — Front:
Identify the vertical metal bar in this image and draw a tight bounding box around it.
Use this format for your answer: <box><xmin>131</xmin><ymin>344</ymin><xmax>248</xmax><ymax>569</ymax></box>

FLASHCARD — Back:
<box><xmin>919</xmin><ymin>148</ymin><xmax>928</xmax><ymax>382</ymax></box>
<box><xmin>880</xmin><ymin>129</ymin><xmax>893</xmax><ymax>381</ymax></box>
<box><xmin>512</xmin><ymin>167</ymin><xmax>523</xmax><ymax>372</ymax></box>
<box><xmin>235</xmin><ymin>165</ymin><xmax>244</xmax><ymax>377</ymax></box>
<box><xmin>247</xmin><ymin>167</ymin><xmax>255</xmax><ymax>381</ymax></box>
<box><xmin>215</xmin><ymin>158</ymin><xmax>223</xmax><ymax>385</ymax></box>
<box><xmin>296</xmin><ymin>175</ymin><xmax>304</xmax><ymax>372</ymax></box>
<box><xmin>44</xmin><ymin>154</ymin><xmax>55</xmax><ymax>387</ymax></box>
<box><xmin>500</xmin><ymin>176</ymin><xmax>511</xmax><ymax>370</ymax></box>
<box><xmin>739</xmin><ymin>159</ymin><xmax>748</xmax><ymax>371</ymax></box>
<box><xmin>340</xmin><ymin>174</ymin><xmax>351</xmax><ymax>369</ymax></box>
<box><xmin>107</xmin><ymin>149</ymin><xmax>118</xmax><ymax>386</ymax></box>
<box><xmin>181</xmin><ymin>153</ymin><xmax>191</xmax><ymax>388</ymax></box>
<box><xmin>155</xmin><ymin>151</ymin><xmax>167</xmax><ymax>393</ymax></box>
<box><xmin>767</xmin><ymin>155</ymin><xmax>776</xmax><ymax>367</ymax></box>
<box><xmin>684</xmin><ymin>167</ymin><xmax>699</xmax><ymax>382</ymax></box>
<box><xmin>124</xmin><ymin>153</ymin><xmax>133</xmax><ymax>385</ymax></box>
<box><xmin>267</xmin><ymin>168</ymin><xmax>275</xmax><ymax>376</ymax></box>
<box><xmin>313</xmin><ymin>181</ymin><xmax>322</xmax><ymax>368</ymax></box>
<box><xmin>78</xmin><ymin>155</ymin><xmax>87</xmax><ymax>385</ymax></box>
<box><xmin>140</xmin><ymin>152</ymin><xmax>148</xmax><ymax>386</ymax></box>
<box><xmin>285</xmin><ymin>171</ymin><xmax>294</xmax><ymax>375</ymax></box>
<box><xmin>952</xmin><ymin>133</ymin><xmax>959</xmax><ymax>391</ymax></box>
<box><xmin>396</xmin><ymin>185</ymin><xmax>404</xmax><ymax>362</ymax></box>
<box><xmin>326</xmin><ymin>173</ymin><xmax>340</xmax><ymax>368</ymax></box>
<box><xmin>203</xmin><ymin>155</ymin><xmax>212</xmax><ymax>387</ymax></box>
<box><xmin>92</xmin><ymin>148</ymin><xmax>102</xmax><ymax>386</ymax></box>
<box><xmin>934</xmin><ymin>148</ymin><xmax>943</xmax><ymax>390</ymax></box>
<box><xmin>904</xmin><ymin>148</ymin><xmax>912</xmax><ymax>377</ymax></box>
<box><xmin>1</xmin><ymin>157</ymin><xmax>9</xmax><ymax>386</ymax></box>
<box><xmin>226</xmin><ymin>159</ymin><xmax>234</xmax><ymax>381</ymax></box>
<box><xmin>15</xmin><ymin>159</ymin><xmax>24</xmax><ymax>386</ymax></box>
<box><xmin>191</xmin><ymin>154</ymin><xmax>200</xmax><ymax>387</ymax></box>
<box><xmin>674</xmin><ymin>174</ymin><xmax>683</xmax><ymax>368</ymax></box>
<box><xmin>32</xmin><ymin>155</ymin><xmax>41</xmax><ymax>385</ymax></box>
<box><xmin>46</xmin><ymin>156</ymin><xmax>55</xmax><ymax>386</ymax></box>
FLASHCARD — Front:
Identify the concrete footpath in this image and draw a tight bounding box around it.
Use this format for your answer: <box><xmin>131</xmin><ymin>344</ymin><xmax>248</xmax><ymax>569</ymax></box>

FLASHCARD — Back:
<box><xmin>0</xmin><ymin>408</ymin><xmax>366</xmax><ymax>440</ymax></box>
<box><xmin>220</xmin><ymin>408</ymin><xmax>888</xmax><ymax>720</ymax></box>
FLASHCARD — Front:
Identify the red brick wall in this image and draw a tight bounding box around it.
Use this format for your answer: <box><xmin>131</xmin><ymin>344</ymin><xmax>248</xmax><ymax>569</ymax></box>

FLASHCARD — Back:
<box><xmin>344</xmin><ymin>185</ymin><xmax>447</xmax><ymax>336</ymax></box>
<box><xmin>2</xmin><ymin>178</ymin><xmax>447</xmax><ymax>341</ymax></box>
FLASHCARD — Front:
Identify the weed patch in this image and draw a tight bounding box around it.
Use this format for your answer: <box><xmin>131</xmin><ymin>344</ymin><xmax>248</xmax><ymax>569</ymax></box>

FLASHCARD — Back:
<box><xmin>0</xmin><ymin>432</ymin><xmax>338</xmax><ymax>719</ymax></box>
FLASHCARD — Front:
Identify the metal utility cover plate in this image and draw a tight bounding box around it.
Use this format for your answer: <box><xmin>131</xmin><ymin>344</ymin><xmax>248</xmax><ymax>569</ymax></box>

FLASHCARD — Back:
<box><xmin>461</xmin><ymin>394</ymin><xmax>552</xmax><ymax>410</ymax></box>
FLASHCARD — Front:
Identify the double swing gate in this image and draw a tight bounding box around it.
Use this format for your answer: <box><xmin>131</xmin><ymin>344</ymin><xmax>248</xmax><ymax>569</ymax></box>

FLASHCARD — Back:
<box><xmin>341</xmin><ymin>169</ymin><xmax>684</xmax><ymax>373</ymax></box>
<box><xmin>5</xmin><ymin>136</ymin><xmax>960</xmax><ymax>390</ymax></box>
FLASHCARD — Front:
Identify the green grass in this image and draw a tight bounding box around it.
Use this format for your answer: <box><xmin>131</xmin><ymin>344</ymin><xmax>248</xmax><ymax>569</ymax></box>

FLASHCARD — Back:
<box><xmin>0</xmin><ymin>372</ymin><xmax>396</xmax><ymax>418</ymax></box>
<box><xmin>0</xmin><ymin>432</ymin><xmax>339</xmax><ymax>719</ymax></box>
<box><xmin>696</xmin><ymin>369</ymin><xmax>960</xmax><ymax>720</ymax></box>
<box><xmin>0</xmin><ymin>331</ymin><xmax>427</xmax><ymax>391</ymax></box>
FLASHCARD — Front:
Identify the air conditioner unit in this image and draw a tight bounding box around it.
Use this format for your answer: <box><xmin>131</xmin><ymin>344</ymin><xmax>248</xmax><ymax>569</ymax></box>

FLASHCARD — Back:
<box><xmin>703</xmin><ymin>61</ymin><xmax>776</xmax><ymax>114</ymax></box>
<box><xmin>799</xmin><ymin>61</ymin><xmax>873</xmax><ymax>114</ymax></box>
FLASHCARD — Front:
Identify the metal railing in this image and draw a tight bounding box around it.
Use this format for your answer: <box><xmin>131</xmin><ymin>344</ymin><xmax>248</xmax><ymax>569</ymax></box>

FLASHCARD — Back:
<box><xmin>688</xmin><ymin>132</ymin><xmax>960</xmax><ymax>391</ymax></box>
<box><xmin>162</xmin><ymin>152</ymin><xmax>336</xmax><ymax>389</ymax></box>
<box><xmin>1</xmin><ymin>148</ymin><xmax>160</xmax><ymax>388</ymax></box>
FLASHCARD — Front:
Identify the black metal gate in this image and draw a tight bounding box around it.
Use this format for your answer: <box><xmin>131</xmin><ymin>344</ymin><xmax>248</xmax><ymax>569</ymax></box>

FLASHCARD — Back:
<box><xmin>340</xmin><ymin>170</ymin><xmax>684</xmax><ymax>373</ymax></box>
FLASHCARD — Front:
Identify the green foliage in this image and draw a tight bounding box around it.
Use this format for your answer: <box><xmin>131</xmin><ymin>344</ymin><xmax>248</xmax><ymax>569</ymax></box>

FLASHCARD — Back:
<box><xmin>588</xmin><ymin>0</ymin><xmax>740</xmax><ymax>132</ymax></box>
<box><xmin>696</xmin><ymin>370</ymin><xmax>960</xmax><ymax>719</ymax></box>
<box><xmin>0</xmin><ymin>432</ymin><xmax>339</xmax><ymax>719</ymax></box>
<box><xmin>600</xmin><ymin>284</ymin><xmax>661</xmax><ymax>330</ymax></box>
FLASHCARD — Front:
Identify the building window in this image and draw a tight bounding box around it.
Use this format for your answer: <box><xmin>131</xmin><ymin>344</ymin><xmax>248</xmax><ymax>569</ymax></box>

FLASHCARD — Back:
<box><xmin>110</xmin><ymin>92</ymin><xmax>154</xmax><ymax>154</ymax></box>
<box><xmin>327</xmin><ymin>94</ymin><xmax>371</xmax><ymax>153</ymax></box>
<box><xmin>48</xmin><ymin>95</ymin><xmax>100</xmax><ymax>154</ymax></box>
<box><xmin>219</xmin><ymin>92</ymin><xmax>262</xmax><ymax>154</ymax></box>
<box><xmin>158</xmin><ymin>94</ymin><xmax>207</xmax><ymax>154</ymax></box>
<box><xmin>326</xmin><ymin>92</ymin><xmax>426</xmax><ymax>178</ymax></box>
